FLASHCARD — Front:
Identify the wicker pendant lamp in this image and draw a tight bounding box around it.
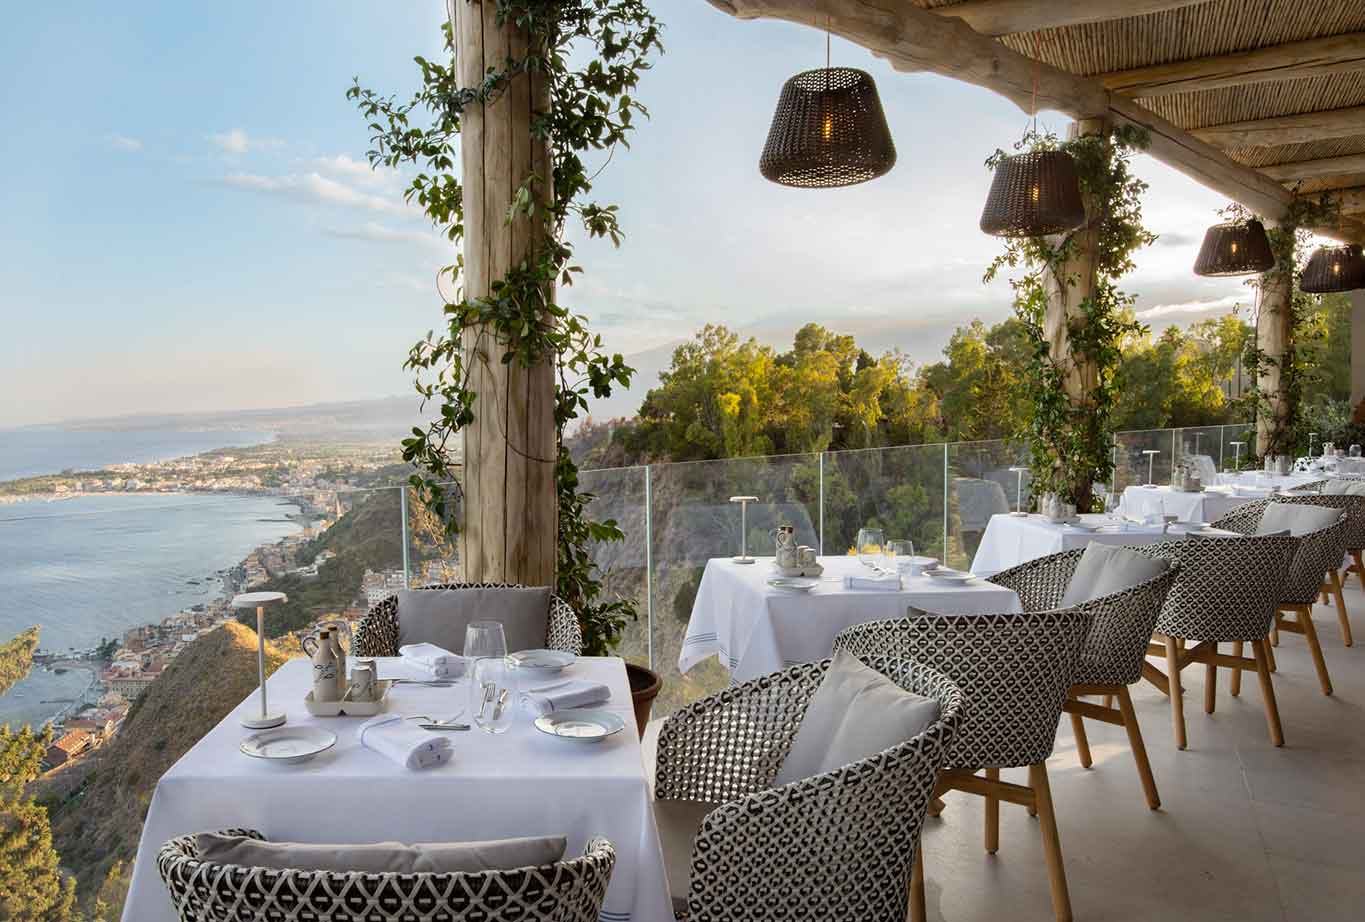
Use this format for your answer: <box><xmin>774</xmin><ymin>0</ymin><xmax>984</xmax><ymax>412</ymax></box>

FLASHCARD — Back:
<box><xmin>1193</xmin><ymin>220</ymin><xmax>1275</xmax><ymax>277</ymax></box>
<box><xmin>979</xmin><ymin>149</ymin><xmax>1086</xmax><ymax>237</ymax></box>
<box><xmin>759</xmin><ymin>31</ymin><xmax>895</xmax><ymax>189</ymax></box>
<box><xmin>1301</xmin><ymin>244</ymin><xmax>1365</xmax><ymax>293</ymax></box>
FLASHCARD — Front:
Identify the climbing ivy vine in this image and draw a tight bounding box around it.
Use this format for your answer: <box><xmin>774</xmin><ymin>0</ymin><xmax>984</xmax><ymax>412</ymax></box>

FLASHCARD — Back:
<box><xmin>984</xmin><ymin>126</ymin><xmax>1154</xmax><ymax>511</ymax></box>
<box><xmin>349</xmin><ymin>0</ymin><xmax>662</xmax><ymax>654</ymax></box>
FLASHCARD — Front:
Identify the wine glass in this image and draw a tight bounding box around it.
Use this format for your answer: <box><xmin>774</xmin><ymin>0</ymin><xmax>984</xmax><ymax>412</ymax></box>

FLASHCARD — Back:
<box><xmin>1103</xmin><ymin>489</ymin><xmax>1121</xmax><ymax>526</ymax></box>
<box><xmin>887</xmin><ymin>539</ymin><xmax>914</xmax><ymax>575</ymax></box>
<box><xmin>856</xmin><ymin>527</ymin><xmax>884</xmax><ymax>572</ymax></box>
<box><xmin>465</xmin><ymin>621</ymin><xmax>511</xmax><ymax>733</ymax></box>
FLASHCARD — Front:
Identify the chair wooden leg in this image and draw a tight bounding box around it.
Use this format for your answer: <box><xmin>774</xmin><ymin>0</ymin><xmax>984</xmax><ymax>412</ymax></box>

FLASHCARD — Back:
<box><xmin>1297</xmin><ymin>605</ymin><xmax>1334</xmax><ymax>696</ymax></box>
<box><xmin>910</xmin><ymin>845</ymin><xmax>926</xmax><ymax>922</ymax></box>
<box><xmin>1029</xmin><ymin>762</ymin><xmax>1073</xmax><ymax>922</ymax></box>
<box><xmin>1264</xmin><ymin>631</ymin><xmax>1277</xmax><ymax>672</ymax></box>
<box><xmin>1204</xmin><ymin>643</ymin><xmax>1218</xmax><ymax>714</ymax></box>
<box><xmin>1102</xmin><ymin>694</ymin><xmax>1113</xmax><ymax>709</ymax></box>
<box><xmin>1069</xmin><ymin>711</ymin><xmax>1092</xmax><ymax>769</ymax></box>
<box><xmin>1166</xmin><ymin>635</ymin><xmax>1186</xmax><ymax>750</ymax></box>
<box><xmin>1229</xmin><ymin>641</ymin><xmax>1244</xmax><ymax>696</ymax></box>
<box><xmin>1251</xmin><ymin>639</ymin><xmax>1284</xmax><ymax>747</ymax></box>
<box><xmin>928</xmin><ymin>796</ymin><xmax>945</xmax><ymax>817</ymax></box>
<box><xmin>984</xmin><ymin>767</ymin><xmax>1000</xmax><ymax>854</ymax></box>
<box><xmin>1271</xmin><ymin>623</ymin><xmax>1280</xmax><ymax>646</ymax></box>
<box><xmin>1352</xmin><ymin>550</ymin><xmax>1365</xmax><ymax>592</ymax></box>
<box><xmin>1327</xmin><ymin>569</ymin><xmax>1353</xmax><ymax>647</ymax></box>
<box><xmin>1117</xmin><ymin>685</ymin><xmax>1160</xmax><ymax>810</ymax></box>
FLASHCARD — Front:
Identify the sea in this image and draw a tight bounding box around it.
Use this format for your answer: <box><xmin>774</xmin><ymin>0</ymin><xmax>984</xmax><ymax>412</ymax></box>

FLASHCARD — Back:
<box><xmin>0</xmin><ymin>429</ymin><xmax>301</xmax><ymax>728</ymax></box>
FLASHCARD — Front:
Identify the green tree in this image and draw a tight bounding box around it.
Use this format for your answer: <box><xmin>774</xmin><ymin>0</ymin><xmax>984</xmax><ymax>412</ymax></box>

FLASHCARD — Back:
<box><xmin>0</xmin><ymin>628</ymin><xmax>39</xmax><ymax>697</ymax></box>
<box><xmin>0</xmin><ymin>725</ymin><xmax>79</xmax><ymax>921</ymax></box>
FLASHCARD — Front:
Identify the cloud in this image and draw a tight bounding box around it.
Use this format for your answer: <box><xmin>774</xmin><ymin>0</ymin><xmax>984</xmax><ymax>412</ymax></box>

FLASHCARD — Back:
<box><xmin>222</xmin><ymin>171</ymin><xmax>405</xmax><ymax>214</ymax></box>
<box><xmin>1135</xmin><ymin>294</ymin><xmax>1246</xmax><ymax>324</ymax></box>
<box><xmin>107</xmin><ymin>134</ymin><xmax>143</xmax><ymax>152</ymax></box>
<box><xmin>312</xmin><ymin>154</ymin><xmax>393</xmax><ymax>186</ymax></box>
<box><xmin>1155</xmin><ymin>230</ymin><xmax>1197</xmax><ymax>248</ymax></box>
<box><xmin>211</xmin><ymin>128</ymin><xmax>283</xmax><ymax>154</ymax></box>
<box><xmin>323</xmin><ymin>221</ymin><xmax>448</xmax><ymax>251</ymax></box>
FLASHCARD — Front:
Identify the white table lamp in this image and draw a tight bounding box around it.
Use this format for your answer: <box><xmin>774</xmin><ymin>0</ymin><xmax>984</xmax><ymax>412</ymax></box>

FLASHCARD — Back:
<box><xmin>1229</xmin><ymin>441</ymin><xmax>1246</xmax><ymax>472</ymax></box>
<box><xmin>231</xmin><ymin>591</ymin><xmax>288</xmax><ymax>729</ymax></box>
<box><xmin>729</xmin><ymin>496</ymin><xmax>759</xmax><ymax>564</ymax></box>
<box><xmin>1142</xmin><ymin>450</ymin><xmax>1161</xmax><ymax>487</ymax></box>
<box><xmin>1007</xmin><ymin>466</ymin><xmax>1029</xmax><ymax>516</ymax></box>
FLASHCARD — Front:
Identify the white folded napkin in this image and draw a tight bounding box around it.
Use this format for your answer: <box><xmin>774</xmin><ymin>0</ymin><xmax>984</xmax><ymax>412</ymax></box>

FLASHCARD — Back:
<box><xmin>399</xmin><ymin>643</ymin><xmax>467</xmax><ymax>679</ymax></box>
<box><xmin>520</xmin><ymin>680</ymin><xmax>610</xmax><ymax>717</ymax></box>
<box><xmin>357</xmin><ymin>714</ymin><xmax>453</xmax><ymax>770</ymax></box>
<box><xmin>843</xmin><ymin>572</ymin><xmax>900</xmax><ymax>591</ymax></box>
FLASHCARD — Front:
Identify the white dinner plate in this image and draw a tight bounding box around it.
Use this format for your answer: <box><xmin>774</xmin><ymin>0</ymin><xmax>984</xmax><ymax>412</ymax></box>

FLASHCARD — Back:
<box><xmin>767</xmin><ymin>576</ymin><xmax>819</xmax><ymax>592</ymax></box>
<box><xmin>906</xmin><ymin>556</ymin><xmax>939</xmax><ymax>570</ymax></box>
<box><xmin>1167</xmin><ymin>522</ymin><xmax>1212</xmax><ymax>533</ymax></box>
<box><xmin>926</xmin><ymin>567</ymin><xmax>976</xmax><ymax>584</ymax></box>
<box><xmin>240</xmin><ymin>727</ymin><xmax>336</xmax><ymax>764</ymax></box>
<box><xmin>508</xmin><ymin>649</ymin><xmax>575</xmax><ymax>674</ymax></box>
<box><xmin>534</xmin><ymin>708</ymin><xmax>627</xmax><ymax>743</ymax></box>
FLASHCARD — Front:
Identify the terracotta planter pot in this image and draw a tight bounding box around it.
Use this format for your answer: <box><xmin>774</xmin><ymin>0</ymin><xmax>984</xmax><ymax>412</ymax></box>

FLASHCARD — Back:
<box><xmin>626</xmin><ymin>662</ymin><xmax>662</xmax><ymax>740</ymax></box>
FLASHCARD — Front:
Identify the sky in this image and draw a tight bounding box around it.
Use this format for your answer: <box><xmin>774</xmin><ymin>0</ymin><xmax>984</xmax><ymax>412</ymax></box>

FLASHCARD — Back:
<box><xmin>0</xmin><ymin>0</ymin><xmax>1278</xmax><ymax>429</ymax></box>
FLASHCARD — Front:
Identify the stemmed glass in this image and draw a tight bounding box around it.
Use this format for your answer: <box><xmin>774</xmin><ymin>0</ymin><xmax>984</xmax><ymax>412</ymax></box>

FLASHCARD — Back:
<box><xmin>856</xmin><ymin>527</ymin><xmax>885</xmax><ymax>572</ymax></box>
<box><xmin>886</xmin><ymin>539</ymin><xmax>913</xmax><ymax>580</ymax></box>
<box><xmin>465</xmin><ymin>621</ymin><xmax>513</xmax><ymax>734</ymax></box>
<box><xmin>1102</xmin><ymin>489</ymin><xmax>1122</xmax><ymax>527</ymax></box>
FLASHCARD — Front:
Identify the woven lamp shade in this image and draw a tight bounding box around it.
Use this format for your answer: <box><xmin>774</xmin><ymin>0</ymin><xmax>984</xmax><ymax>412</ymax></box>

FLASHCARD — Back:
<box><xmin>979</xmin><ymin>150</ymin><xmax>1086</xmax><ymax>237</ymax></box>
<box><xmin>759</xmin><ymin>67</ymin><xmax>896</xmax><ymax>189</ymax></box>
<box><xmin>1193</xmin><ymin>220</ymin><xmax>1275</xmax><ymax>277</ymax></box>
<box><xmin>1301</xmin><ymin>244</ymin><xmax>1365</xmax><ymax>293</ymax></box>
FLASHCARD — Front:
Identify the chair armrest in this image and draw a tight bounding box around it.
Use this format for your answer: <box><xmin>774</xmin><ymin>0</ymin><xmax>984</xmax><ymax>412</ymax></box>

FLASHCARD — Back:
<box><xmin>1211</xmin><ymin>498</ymin><xmax>1270</xmax><ymax>535</ymax></box>
<box><xmin>654</xmin><ymin>662</ymin><xmax>824</xmax><ymax>803</ymax></box>
<box><xmin>988</xmin><ymin>548</ymin><xmax>1085</xmax><ymax>612</ymax></box>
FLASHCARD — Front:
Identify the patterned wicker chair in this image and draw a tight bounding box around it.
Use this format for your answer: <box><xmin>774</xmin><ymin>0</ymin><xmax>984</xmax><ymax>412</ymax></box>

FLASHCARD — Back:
<box><xmin>989</xmin><ymin>551</ymin><xmax>1180</xmax><ymax>809</ymax></box>
<box><xmin>1127</xmin><ymin>534</ymin><xmax>1298</xmax><ymax>748</ymax></box>
<box><xmin>352</xmin><ymin>581</ymin><xmax>583</xmax><ymax>657</ymax></box>
<box><xmin>156</xmin><ymin>828</ymin><xmax>615</xmax><ymax>922</ymax></box>
<box><xmin>653</xmin><ymin>656</ymin><xmax>963</xmax><ymax>922</ymax></box>
<box><xmin>1212</xmin><ymin>499</ymin><xmax>1350</xmax><ymax>695</ymax></box>
<box><xmin>1276</xmin><ymin>492</ymin><xmax>1365</xmax><ymax>646</ymax></box>
<box><xmin>834</xmin><ymin>609</ymin><xmax>1093</xmax><ymax>922</ymax></box>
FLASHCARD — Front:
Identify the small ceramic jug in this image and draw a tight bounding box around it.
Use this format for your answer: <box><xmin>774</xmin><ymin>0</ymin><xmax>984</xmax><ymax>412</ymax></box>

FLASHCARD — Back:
<box><xmin>304</xmin><ymin>620</ymin><xmax>352</xmax><ymax>699</ymax></box>
<box><xmin>771</xmin><ymin>525</ymin><xmax>798</xmax><ymax>569</ymax></box>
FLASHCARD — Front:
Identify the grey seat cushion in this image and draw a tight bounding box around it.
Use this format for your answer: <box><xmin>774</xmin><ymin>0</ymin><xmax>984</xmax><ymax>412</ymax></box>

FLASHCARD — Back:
<box><xmin>653</xmin><ymin>797</ymin><xmax>720</xmax><ymax>914</ymax></box>
<box><xmin>396</xmin><ymin>587</ymin><xmax>552</xmax><ymax>653</ymax></box>
<box><xmin>772</xmin><ymin>649</ymin><xmax>940</xmax><ymax>787</ymax></box>
<box><xmin>195</xmin><ymin>832</ymin><xmax>566</xmax><ymax>874</ymax></box>
<box><xmin>1256</xmin><ymin>502</ymin><xmax>1342</xmax><ymax>537</ymax></box>
<box><xmin>1060</xmin><ymin>542</ymin><xmax>1169</xmax><ymax>607</ymax></box>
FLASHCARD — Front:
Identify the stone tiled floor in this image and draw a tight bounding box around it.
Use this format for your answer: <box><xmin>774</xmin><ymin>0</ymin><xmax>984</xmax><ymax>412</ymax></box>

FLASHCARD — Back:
<box><xmin>648</xmin><ymin>577</ymin><xmax>1365</xmax><ymax>921</ymax></box>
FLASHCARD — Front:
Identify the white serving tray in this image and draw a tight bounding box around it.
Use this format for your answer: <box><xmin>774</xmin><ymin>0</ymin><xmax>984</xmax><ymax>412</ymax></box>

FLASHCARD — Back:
<box><xmin>304</xmin><ymin>679</ymin><xmax>392</xmax><ymax>717</ymax></box>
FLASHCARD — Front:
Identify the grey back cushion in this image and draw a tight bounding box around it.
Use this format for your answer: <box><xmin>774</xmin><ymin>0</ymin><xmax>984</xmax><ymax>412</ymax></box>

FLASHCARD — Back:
<box><xmin>1060</xmin><ymin>542</ymin><xmax>1169</xmax><ymax>607</ymax></box>
<box><xmin>1324</xmin><ymin>479</ymin><xmax>1365</xmax><ymax>497</ymax></box>
<box><xmin>397</xmin><ymin>587</ymin><xmax>552</xmax><ymax>653</ymax></box>
<box><xmin>773</xmin><ymin>649</ymin><xmax>940</xmax><ymax>787</ymax></box>
<box><xmin>1256</xmin><ymin>503</ymin><xmax>1342</xmax><ymax>537</ymax></box>
<box><xmin>195</xmin><ymin>832</ymin><xmax>566</xmax><ymax>874</ymax></box>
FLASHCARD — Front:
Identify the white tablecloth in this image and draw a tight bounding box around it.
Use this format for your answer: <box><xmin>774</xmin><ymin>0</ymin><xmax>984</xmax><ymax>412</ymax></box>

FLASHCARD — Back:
<box><xmin>1118</xmin><ymin>485</ymin><xmax>1256</xmax><ymax>524</ymax></box>
<box><xmin>970</xmin><ymin>513</ymin><xmax>1179</xmax><ymax>577</ymax></box>
<box><xmin>681</xmin><ymin>556</ymin><xmax>1022</xmax><ymax>682</ymax></box>
<box><xmin>1216</xmin><ymin>470</ymin><xmax>1322</xmax><ymax>490</ymax></box>
<box><xmin>123</xmin><ymin>657</ymin><xmax>671</xmax><ymax>922</ymax></box>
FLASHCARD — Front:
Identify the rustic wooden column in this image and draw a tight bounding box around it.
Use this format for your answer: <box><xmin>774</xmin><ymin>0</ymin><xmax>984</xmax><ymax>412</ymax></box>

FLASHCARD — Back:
<box><xmin>458</xmin><ymin>0</ymin><xmax>558</xmax><ymax>586</ymax></box>
<box><xmin>1040</xmin><ymin>118</ymin><xmax>1105</xmax><ymax>502</ymax></box>
<box><xmin>1255</xmin><ymin>259</ymin><xmax>1294</xmax><ymax>457</ymax></box>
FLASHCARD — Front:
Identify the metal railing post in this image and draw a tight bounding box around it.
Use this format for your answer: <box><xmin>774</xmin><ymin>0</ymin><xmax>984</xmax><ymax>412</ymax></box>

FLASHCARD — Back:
<box><xmin>644</xmin><ymin>465</ymin><xmax>654</xmax><ymax>670</ymax></box>
<box><xmin>399</xmin><ymin>487</ymin><xmax>411</xmax><ymax>589</ymax></box>
<box><xmin>818</xmin><ymin>452</ymin><xmax>825</xmax><ymax>555</ymax></box>
<box><xmin>942</xmin><ymin>443</ymin><xmax>950</xmax><ymax>560</ymax></box>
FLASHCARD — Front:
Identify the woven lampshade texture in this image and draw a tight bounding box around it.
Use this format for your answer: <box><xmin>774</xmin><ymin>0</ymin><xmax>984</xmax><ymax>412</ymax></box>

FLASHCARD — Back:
<box><xmin>1192</xmin><ymin>220</ymin><xmax>1275</xmax><ymax>277</ymax></box>
<box><xmin>978</xmin><ymin>149</ymin><xmax>1086</xmax><ymax>238</ymax></box>
<box><xmin>1301</xmin><ymin>244</ymin><xmax>1365</xmax><ymax>293</ymax></box>
<box><xmin>759</xmin><ymin>67</ymin><xmax>896</xmax><ymax>189</ymax></box>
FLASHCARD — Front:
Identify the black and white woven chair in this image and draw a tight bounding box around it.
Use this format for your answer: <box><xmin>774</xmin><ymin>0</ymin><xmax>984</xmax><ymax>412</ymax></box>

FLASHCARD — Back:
<box><xmin>352</xmin><ymin>581</ymin><xmax>583</xmax><ymax>657</ymax></box>
<box><xmin>1279</xmin><ymin>492</ymin><xmax>1365</xmax><ymax>646</ymax></box>
<box><xmin>834</xmin><ymin>609</ymin><xmax>1093</xmax><ymax>922</ymax></box>
<box><xmin>157</xmin><ymin>828</ymin><xmax>615</xmax><ymax>922</ymax></box>
<box><xmin>1129</xmin><ymin>534</ymin><xmax>1298</xmax><ymax>748</ymax></box>
<box><xmin>653</xmin><ymin>656</ymin><xmax>963</xmax><ymax>922</ymax></box>
<box><xmin>989</xmin><ymin>551</ymin><xmax>1179</xmax><ymax>809</ymax></box>
<box><xmin>1212</xmin><ymin>500</ymin><xmax>1349</xmax><ymax>696</ymax></box>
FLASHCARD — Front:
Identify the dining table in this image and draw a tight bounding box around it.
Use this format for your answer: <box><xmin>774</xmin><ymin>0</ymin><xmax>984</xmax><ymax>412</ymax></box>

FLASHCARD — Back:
<box><xmin>1215</xmin><ymin>469</ymin><xmax>1324</xmax><ymax>490</ymax></box>
<box><xmin>1118</xmin><ymin>484</ymin><xmax>1261</xmax><ymax>524</ymax></box>
<box><xmin>969</xmin><ymin>512</ymin><xmax>1230</xmax><ymax>577</ymax></box>
<box><xmin>122</xmin><ymin>656</ymin><xmax>672</xmax><ymax>922</ymax></box>
<box><xmin>681</xmin><ymin>554</ymin><xmax>1023</xmax><ymax>683</ymax></box>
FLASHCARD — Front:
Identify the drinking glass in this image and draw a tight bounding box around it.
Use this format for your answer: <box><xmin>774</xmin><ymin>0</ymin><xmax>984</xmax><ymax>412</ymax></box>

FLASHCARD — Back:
<box><xmin>856</xmin><ymin>527</ymin><xmax>884</xmax><ymax>571</ymax></box>
<box><xmin>1103</xmin><ymin>490</ymin><xmax>1121</xmax><ymax>525</ymax></box>
<box><xmin>465</xmin><ymin>621</ymin><xmax>512</xmax><ymax>733</ymax></box>
<box><xmin>885</xmin><ymin>538</ymin><xmax>912</xmax><ymax>572</ymax></box>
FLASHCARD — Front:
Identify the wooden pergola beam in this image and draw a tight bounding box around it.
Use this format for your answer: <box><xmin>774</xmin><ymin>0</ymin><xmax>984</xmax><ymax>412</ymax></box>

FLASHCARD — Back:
<box><xmin>1263</xmin><ymin>154</ymin><xmax>1365</xmax><ymax>182</ymax></box>
<box><xmin>929</xmin><ymin>0</ymin><xmax>1204</xmax><ymax>38</ymax></box>
<box><xmin>1101</xmin><ymin>32</ymin><xmax>1365</xmax><ymax>97</ymax></box>
<box><xmin>708</xmin><ymin>0</ymin><xmax>1292</xmax><ymax>220</ymax></box>
<box><xmin>1328</xmin><ymin>187</ymin><xmax>1365</xmax><ymax>213</ymax></box>
<box><xmin>1192</xmin><ymin>105</ymin><xmax>1365</xmax><ymax>149</ymax></box>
